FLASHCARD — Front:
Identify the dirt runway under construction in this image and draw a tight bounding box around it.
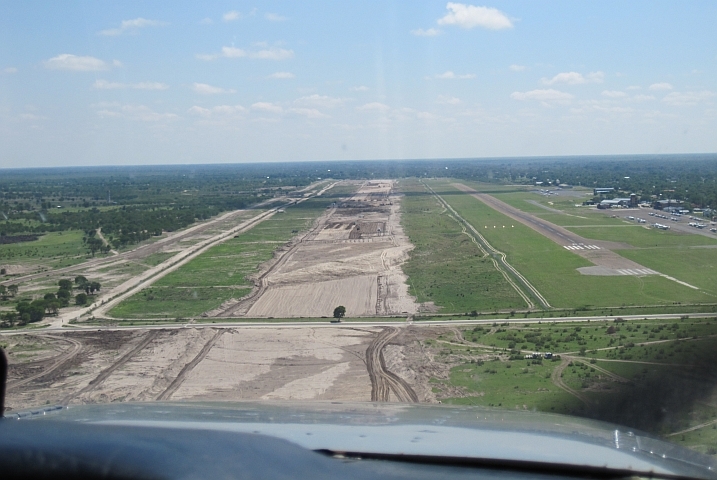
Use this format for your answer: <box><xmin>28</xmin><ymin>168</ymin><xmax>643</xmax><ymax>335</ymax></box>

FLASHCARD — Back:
<box><xmin>211</xmin><ymin>180</ymin><xmax>418</xmax><ymax>319</ymax></box>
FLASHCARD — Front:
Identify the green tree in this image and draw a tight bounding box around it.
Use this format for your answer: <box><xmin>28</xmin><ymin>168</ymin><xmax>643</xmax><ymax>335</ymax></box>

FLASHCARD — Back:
<box><xmin>87</xmin><ymin>281</ymin><xmax>101</xmax><ymax>294</ymax></box>
<box><xmin>75</xmin><ymin>293</ymin><xmax>88</xmax><ymax>305</ymax></box>
<box><xmin>58</xmin><ymin>279</ymin><xmax>73</xmax><ymax>291</ymax></box>
<box><xmin>74</xmin><ymin>275</ymin><xmax>88</xmax><ymax>287</ymax></box>
<box><xmin>8</xmin><ymin>284</ymin><xmax>18</xmax><ymax>297</ymax></box>
<box><xmin>0</xmin><ymin>285</ymin><xmax>6</xmax><ymax>299</ymax></box>
<box><xmin>17</xmin><ymin>300</ymin><xmax>45</xmax><ymax>323</ymax></box>
<box><xmin>1</xmin><ymin>311</ymin><xmax>18</xmax><ymax>328</ymax></box>
<box><xmin>16</xmin><ymin>301</ymin><xmax>29</xmax><ymax>314</ymax></box>
<box><xmin>333</xmin><ymin>305</ymin><xmax>346</xmax><ymax>320</ymax></box>
<box><xmin>44</xmin><ymin>293</ymin><xmax>56</xmax><ymax>301</ymax></box>
<box><xmin>86</xmin><ymin>237</ymin><xmax>104</xmax><ymax>256</ymax></box>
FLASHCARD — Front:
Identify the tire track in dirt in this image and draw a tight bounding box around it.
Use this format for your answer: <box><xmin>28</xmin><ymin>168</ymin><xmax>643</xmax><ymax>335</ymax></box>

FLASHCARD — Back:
<box><xmin>6</xmin><ymin>335</ymin><xmax>83</xmax><ymax>391</ymax></box>
<box><xmin>61</xmin><ymin>330</ymin><xmax>159</xmax><ymax>405</ymax></box>
<box><xmin>551</xmin><ymin>356</ymin><xmax>592</xmax><ymax>406</ymax></box>
<box><xmin>96</xmin><ymin>228</ymin><xmax>119</xmax><ymax>255</ymax></box>
<box><xmin>666</xmin><ymin>419</ymin><xmax>717</xmax><ymax>437</ymax></box>
<box><xmin>156</xmin><ymin>329</ymin><xmax>224</xmax><ymax>401</ymax></box>
<box><xmin>571</xmin><ymin>358</ymin><xmax>629</xmax><ymax>383</ymax></box>
<box><xmin>366</xmin><ymin>327</ymin><xmax>418</xmax><ymax>402</ymax></box>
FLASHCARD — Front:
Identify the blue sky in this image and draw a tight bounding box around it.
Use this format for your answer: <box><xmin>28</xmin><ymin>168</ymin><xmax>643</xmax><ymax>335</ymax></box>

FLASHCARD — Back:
<box><xmin>1</xmin><ymin>1</ymin><xmax>715</xmax><ymax>167</ymax></box>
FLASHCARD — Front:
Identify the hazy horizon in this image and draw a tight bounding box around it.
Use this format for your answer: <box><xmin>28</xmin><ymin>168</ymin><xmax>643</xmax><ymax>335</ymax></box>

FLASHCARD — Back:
<box><xmin>2</xmin><ymin>152</ymin><xmax>717</xmax><ymax>174</ymax></box>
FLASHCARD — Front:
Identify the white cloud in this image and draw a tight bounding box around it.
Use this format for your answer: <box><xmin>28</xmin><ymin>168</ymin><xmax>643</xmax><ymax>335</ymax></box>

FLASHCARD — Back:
<box><xmin>188</xmin><ymin>106</ymin><xmax>210</xmax><ymax>116</ymax></box>
<box><xmin>289</xmin><ymin>108</ymin><xmax>329</xmax><ymax>119</ymax></box>
<box><xmin>94</xmin><ymin>79</ymin><xmax>169</xmax><ymax>90</ymax></box>
<box><xmin>357</xmin><ymin>102</ymin><xmax>390</xmax><ymax>112</ymax></box>
<box><xmin>434</xmin><ymin>71</ymin><xmax>475</xmax><ymax>79</ymax></box>
<box><xmin>188</xmin><ymin>104</ymin><xmax>247</xmax><ymax>117</ymax></box>
<box><xmin>251</xmin><ymin>48</ymin><xmax>294</xmax><ymax>60</ymax></box>
<box><xmin>437</xmin><ymin>95</ymin><xmax>461</xmax><ymax>105</ymax></box>
<box><xmin>3</xmin><ymin>67</ymin><xmax>17</xmax><ymax>74</ymax></box>
<box><xmin>222</xmin><ymin>47</ymin><xmax>248</xmax><ymax>58</ymax></box>
<box><xmin>437</xmin><ymin>3</ymin><xmax>513</xmax><ymax>30</ymax></box>
<box><xmin>20</xmin><ymin>113</ymin><xmax>48</xmax><ymax>121</ymax></box>
<box><xmin>350</xmin><ymin>86</ymin><xmax>369</xmax><ymax>92</ymax></box>
<box><xmin>632</xmin><ymin>94</ymin><xmax>655</xmax><ymax>101</ymax></box>
<box><xmin>570</xmin><ymin>101</ymin><xmax>634</xmax><ymax>114</ymax></box>
<box><xmin>626</xmin><ymin>85</ymin><xmax>641</xmax><ymax>90</ymax></box>
<box><xmin>542</xmin><ymin>71</ymin><xmax>604</xmax><ymax>85</ymax></box>
<box><xmin>601</xmin><ymin>90</ymin><xmax>626</xmax><ymax>98</ymax></box>
<box><xmin>192</xmin><ymin>83</ymin><xmax>236</xmax><ymax>94</ymax></box>
<box><xmin>200</xmin><ymin>17</ymin><xmax>213</xmax><ymax>25</ymax></box>
<box><xmin>44</xmin><ymin>54</ymin><xmax>109</xmax><ymax>71</ymax></box>
<box><xmin>99</xmin><ymin>18</ymin><xmax>166</xmax><ymax>36</ymax></box>
<box><xmin>267</xmin><ymin>72</ymin><xmax>295</xmax><ymax>79</ymax></box>
<box><xmin>509</xmin><ymin>64</ymin><xmax>527</xmax><ymax>72</ymax></box>
<box><xmin>265</xmin><ymin>13</ymin><xmax>287</xmax><ymax>21</ymax></box>
<box><xmin>662</xmin><ymin>91</ymin><xmax>715</xmax><ymax>107</ymax></box>
<box><xmin>251</xmin><ymin>102</ymin><xmax>283</xmax><ymax>114</ymax></box>
<box><xmin>197</xmin><ymin>46</ymin><xmax>294</xmax><ymax>61</ymax></box>
<box><xmin>211</xmin><ymin>105</ymin><xmax>247</xmax><ymax>115</ymax></box>
<box><xmin>223</xmin><ymin>11</ymin><xmax>241</xmax><ymax>22</ymax></box>
<box><xmin>649</xmin><ymin>82</ymin><xmax>673</xmax><ymax>91</ymax></box>
<box><xmin>97</xmin><ymin>104</ymin><xmax>179</xmax><ymax>122</ymax></box>
<box><xmin>294</xmin><ymin>94</ymin><xmax>346</xmax><ymax>108</ymax></box>
<box><xmin>411</xmin><ymin>28</ymin><xmax>441</xmax><ymax>37</ymax></box>
<box><xmin>511</xmin><ymin>89</ymin><xmax>574</xmax><ymax>102</ymax></box>
<box><xmin>416</xmin><ymin>111</ymin><xmax>439</xmax><ymax>120</ymax></box>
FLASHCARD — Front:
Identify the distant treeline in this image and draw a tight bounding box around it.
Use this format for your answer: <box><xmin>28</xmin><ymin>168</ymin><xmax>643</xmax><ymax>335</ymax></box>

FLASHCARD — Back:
<box><xmin>0</xmin><ymin>164</ymin><xmax>317</xmax><ymax>248</ymax></box>
<box><xmin>1</xmin><ymin>155</ymin><xmax>716</xmax><ymax>247</ymax></box>
<box><xmin>0</xmin><ymin>235</ymin><xmax>38</xmax><ymax>245</ymax></box>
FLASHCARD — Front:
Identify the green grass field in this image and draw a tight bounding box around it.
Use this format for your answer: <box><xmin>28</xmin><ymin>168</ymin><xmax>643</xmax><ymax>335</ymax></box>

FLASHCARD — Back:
<box><xmin>400</xmin><ymin>180</ymin><xmax>527</xmax><ymax>313</ymax></box>
<box><xmin>430</xmin><ymin>318</ymin><xmax>717</xmax><ymax>442</ymax></box>
<box><xmin>428</xmin><ymin>180</ymin><xmax>714</xmax><ymax>308</ymax></box>
<box><xmin>569</xmin><ymin>225</ymin><xmax>717</xmax><ymax>248</ymax></box>
<box><xmin>108</xmin><ymin>196</ymin><xmax>337</xmax><ymax>319</ymax></box>
<box><xmin>0</xmin><ymin>230</ymin><xmax>98</xmax><ymax>268</ymax></box>
<box><xmin>439</xmin><ymin>359</ymin><xmax>583</xmax><ymax>413</ymax></box>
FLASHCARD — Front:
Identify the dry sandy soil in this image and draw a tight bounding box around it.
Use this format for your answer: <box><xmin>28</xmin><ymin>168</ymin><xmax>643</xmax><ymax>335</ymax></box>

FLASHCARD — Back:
<box><xmin>214</xmin><ymin>180</ymin><xmax>418</xmax><ymax>319</ymax></box>
<box><xmin>3</xmin><ymin>325</ymin><xmax>453</xmax><ymax>411</ymax></box>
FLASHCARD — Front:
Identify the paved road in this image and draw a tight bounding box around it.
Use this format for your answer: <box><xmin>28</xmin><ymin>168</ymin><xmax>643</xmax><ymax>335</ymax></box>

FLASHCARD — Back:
<box><xmin>3</xmin><ymin>312</ymin><xmax>714</xmax><ymax>337</ymax></box>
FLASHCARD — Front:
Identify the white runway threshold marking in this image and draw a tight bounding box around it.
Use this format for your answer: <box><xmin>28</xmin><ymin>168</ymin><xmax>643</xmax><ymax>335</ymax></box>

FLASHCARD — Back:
<box><xmin>563</xmin><ymin>244</ymin><xmax>601</xmax><ymax>250</ymax></box>
<box><xmin>617</xmin><ymin>268</ymin><xmax>658</xmax><ymax>276</ymax></box>
<box><xmin>614</xmin><ymin>268</ymin><xmax>700</xmax><ymax>290</ymax></box>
